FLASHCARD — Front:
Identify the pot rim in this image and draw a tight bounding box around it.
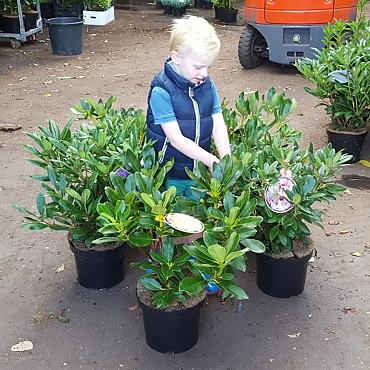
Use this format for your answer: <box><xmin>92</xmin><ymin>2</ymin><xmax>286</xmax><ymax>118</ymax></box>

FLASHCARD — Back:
<box><xmin>326</xmin><ymin>126</ymin><xmax>368</xmax><ymax>136</ymax></box>
<box><xmin>136</xmin><ymin>280</ymin><xmax>206</xmax><ymax>312</ymax></box>
<box><xmin>67</xmin><ymin>231</ymin><xmax>124</xmax><ymax>252</ymax></box>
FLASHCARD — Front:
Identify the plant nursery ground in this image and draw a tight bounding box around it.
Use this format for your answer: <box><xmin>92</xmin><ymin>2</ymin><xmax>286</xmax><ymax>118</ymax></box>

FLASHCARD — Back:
<box><xmin>0</xmin><ymin>5</ymin><xmax>369</xmax><ymax>370</ymax></box>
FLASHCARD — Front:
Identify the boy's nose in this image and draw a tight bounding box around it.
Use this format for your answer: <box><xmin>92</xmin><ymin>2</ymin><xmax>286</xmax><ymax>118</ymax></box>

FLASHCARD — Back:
<box><xmin>199</xmin><ymin>67</ymin><xmax>208</xmax><ymax>78</ymax></box>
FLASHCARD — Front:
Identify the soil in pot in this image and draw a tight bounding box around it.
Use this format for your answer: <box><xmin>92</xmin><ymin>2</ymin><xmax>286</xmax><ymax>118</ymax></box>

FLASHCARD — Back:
<box><xmin>256</xmin><ymin>239</ymin><xmax>315</xmax><ymax>298</ymax></box>
<box><xmin>326</xmin><ymin>127</ymin><xmax>368</xmax><ymax>163</ymax></box>
<box><xmin>137</xmin><ymin>281</ymin><xmax>206</xmax><ymax>353</ymax></box>
<box><xmin>68</xmin><ymin>234</ymin><xmax>126</xmax><ymax>289</ymax></box>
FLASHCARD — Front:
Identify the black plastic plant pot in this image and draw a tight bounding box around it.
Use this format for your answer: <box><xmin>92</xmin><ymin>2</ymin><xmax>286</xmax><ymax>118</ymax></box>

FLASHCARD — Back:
<box><xmin>2</xmin><ymin>15</ymin><xmax>25</xmax><ymax>33</ymax></box>
<box><xmin>163</xmin><ymin>5</ymin><xmax>173</xmax><ymax>15</ymax></box>
<box><xmin>214</xmin><ymin>5</ymin><xmax>220</xmax><ymax>19</ymax></box>
<box><xmin>327</xmin><ymin>127</ymin><xmax>368</xmax><ymax>163</ymax></box>
<box><xmin>138</xmin><ymin>294</ymin><xmax>205</xmax><ymax>353</ymax></box>
<box><xmin>46</xmin><ymin>17</ymin><xmax>84</xmax><ymax>56</ymax></box>
<box><xmin>202</xmin><ymin>0</ymin><xmax>213</xmax><ymax>9</ymax></box>
<box><xmin>217</xmin><ymin>7</ymin><xmax>238</xmax><ymax>23</ymax></box>
<box><xmin>53</xmin><ymin>5</ymin><xmax>84</xmax><ymax>18</ymax></box>
<box><xmin>172</xmin><ymin>7</ymin><xmax>186</xmax><ymax>17</ymax></box>
<box><xmin>24</xmin><ymin>11</ymin><xmax>38</xmax><ymax>31</ymax></box>
<box><xmin>40</xmin><ymin>3</ymin><xmax>55</xmax><ymax>20</ymax></box>
<box><xmin>256</xmin><ymin>252</ymin><xmax>312</xmax><ymax>298</ymax></box>
<box><xmin>69</xmin><ymin>240</ymin><xmax>126</xmax><ymax>289</ymax></box>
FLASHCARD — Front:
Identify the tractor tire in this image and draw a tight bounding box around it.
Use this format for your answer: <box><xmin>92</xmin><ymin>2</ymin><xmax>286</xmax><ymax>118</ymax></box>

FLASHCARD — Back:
<box><xmin>238</xmin><ymin>25</ymin><xmax>267</xmax><ymax>69</ymax></box>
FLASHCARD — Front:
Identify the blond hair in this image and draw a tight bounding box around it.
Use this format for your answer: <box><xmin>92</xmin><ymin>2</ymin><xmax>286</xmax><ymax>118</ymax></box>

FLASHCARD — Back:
<box><xmin>169</xmin><ymin>16</ymin><xmax>221</xmax><ymax>59</ymax></box>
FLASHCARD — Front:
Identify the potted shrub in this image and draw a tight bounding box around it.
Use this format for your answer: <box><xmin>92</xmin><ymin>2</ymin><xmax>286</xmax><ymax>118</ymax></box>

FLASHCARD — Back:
<box><xmin>169</xmin><ymin>0</ymin><xmax>189</xmax><ymax>17</ymax></box>
<box><xmin>39</xmin><ymin>0</ymin><xmax>55</xmax><ymax>20</ymax></box>
<box><xmin>95</xmin><ymin>149</ymin><xmax>265</xmax><ymax>352</ymax></box>
<box><xmin>212</xmin><ymin>0</ymin><xmax>237</xmax><ymax>23</ymax></box>
<box><xmin>53</xmin><ymin>0</ymin><xmax>84</xmax><ymax>18</ymax></box>
<box><xmin>22</xmin><ymin>0</ymin><xmax>39</xmax><ymax>31</ymax></box>
<box><xmin>83</xmin><ymin>0</ymin><xmax>114</xmax><ymax>26</ymax></box>
<box><xmin>221</xmin><ymin>88</ymin><xmax>351</xmax><ymax>297</ymax></box>
<box><xmin>160</xmin><ymin>0</ymin><xmax>172</xmax><ymax>15</ymax></box>
<box><xmin>2</xmin><ymin>0</ymin><xmax>25</xmax><ymax>33</ymax></box>
<box><xmin>13</xmin><ymin>97</ymin><xmax>153</xmax><ymax>289</ymax></box>
<box><xmin>193</xmin><ymin>0</ymin><xmax>202</xmax><ymax>9</ymax></box>
<box><xmin>201</xmin><ymin>0</ymin><xmax>212</xmax><ymax>9</ymax></box>
<box><xmin>134</xmin><ymin>233</ymin><xmax>249</xmax><ymax>353</ymax></box>
<box><xmin>295</xmin><ymin>0</ymin><xmax>370</xmax><ymax>163</ymax></box>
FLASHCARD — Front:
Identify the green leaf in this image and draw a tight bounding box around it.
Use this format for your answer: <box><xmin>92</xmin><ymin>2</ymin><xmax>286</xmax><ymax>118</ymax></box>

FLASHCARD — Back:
<box><xmin>303</xmin><ymin>176</ymin><xmax>316</xmax><ymax>194</ymax></box>
<box><xmin>152</xmin><ymin>290</ymin><xmax>174</xmax><ymax>309</ymax></box>
<box><xmin>47</xmin><ymin>165</ymin><xmax>58</xmax><ymax>190</ymax></box>
<box><xmin>93</xmin><ymin>236</ymin><xmax>121</xmax><ymax>244</ymax></box>
<box><xmin>224</xmin><ymin>232</ymin><xmax>240</xmax><ymax>253</ymax></box>
<box><xmin>207</xmin><ymin>245</ymin><xmax>226</xmax><ymax>263</ymax></box>
<box><xmin>162</xmin><ymin>186</ymin><xmax>176</xmax><ymax>208</ymax></box>
<box><xmin>81</xmin><ymin>189</ymin><xmax>91</xmax><ymax>205</ymax></box>
<box><xmin>65</xmin><ymin>188</ymin><xmax>82</xmax><ymax>202</ymax></box>
<box><xmin>140</xmin><ymin>193</ymin><xmax>156</xmax><ymax>208</ymax></box>
<box><xmin>221</xmin><ymin>272</ymin><xmax>235</xmax><ymax>280</ymax></box>
<box><xmin>22</xmin><ymin>222</ymin><xmax>49</xmax><ymax>230</ymax></box>
<box><xmin>179</xmin><ymin>277</ymin><xmax>205</xmax><ymax>295</ymax></box>
<box><xmin>149</xmin><ymin>251</ymin><xmax>168</xmax><ymax>265</ymax></box>
<box><xmin>292</xmin><ymin>194</ymin><xmax>301</xmax><ymax>205</ymax></box>
<box><xmin>239</xmin><ymin>238</ymin><xmax>265</xmax><ymax>253</ymax></box>
<box><xmin>224</xmin><ymin>250</ymin><xmax>248</xmax><ymax>265</ymax></box>
<box><xmin>203</xmin><ymin>230</ymin><xmax>217</xmax><ymax>247</ymax></box>
<box><xmin>36</xmin><ymin>193</ymin><xmax>45</xmax><ymax>216</ymax></box>
<box><xmin>223</xmin><ymin>191</ymin><xmax>234</xmax><ymax>214</ymax></box>
<box><xmin>230</xmin><ymin>255</ymin><xmax>246</xmax><ymax>272</ymax></box>
<box><xmin>222</xmin><ymin>283</ymin><xmax>249</xmax><ymax>300</ymax></box>
<box><xmin>184</xmin><ymin>244</ymin><xmax>216</xmax><ymax>265</ymax></box>
<box><xmin>278</xmin><ymin>232</ymin><xmax>288</xmax><ymax>246</ymax></box>
<box><xmin>128</xmin><ymin>231</ymin><xmax>153</xmax><ymax>247</ymax></box>
<box><xmin>140</xmin><ymin>277</ymin><xmax>163</xmax><ymax>291</ymax></box>
<box><xmin>161</xmin><ymin>237</ymin><xmax>174</xmax><ymax>262</ymax></box>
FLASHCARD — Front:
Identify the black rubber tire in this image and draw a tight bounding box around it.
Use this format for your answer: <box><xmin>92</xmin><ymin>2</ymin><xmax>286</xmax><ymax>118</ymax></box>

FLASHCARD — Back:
<box><xmin>238</xmin><ymin>25</ymin><xmax>266</xmax><ymax>69</ymax></box>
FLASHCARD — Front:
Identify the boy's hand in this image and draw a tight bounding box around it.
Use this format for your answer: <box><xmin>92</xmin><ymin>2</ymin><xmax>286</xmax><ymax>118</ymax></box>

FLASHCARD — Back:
<box><xmin>212</xmin><ymin>112</ymin><xmax>231</xmax><ymax>158</ymax></box>
<box><xmin>161</xmin><ymin>120</ymin><xmax>220</xmax><ymax>168</ymax></box>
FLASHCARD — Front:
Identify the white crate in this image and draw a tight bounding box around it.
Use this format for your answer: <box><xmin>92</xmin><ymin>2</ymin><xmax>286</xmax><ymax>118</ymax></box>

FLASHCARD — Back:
<box><xmin>83</xmin><ymin>6</ymin><xmax>115</xmax><ymax>26</ymax></box>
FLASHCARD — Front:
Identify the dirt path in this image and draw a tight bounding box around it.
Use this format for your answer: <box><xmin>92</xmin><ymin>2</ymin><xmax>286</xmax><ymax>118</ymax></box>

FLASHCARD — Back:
<box><xmin>0</xmin><ymin>7</ymin><xmax>369</xmax><ymax>370</ymax></box>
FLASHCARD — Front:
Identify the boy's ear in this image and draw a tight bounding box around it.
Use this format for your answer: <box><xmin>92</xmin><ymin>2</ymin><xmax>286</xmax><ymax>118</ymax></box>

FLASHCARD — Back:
<box><xmin>170</xmin><ymin>50</ymin><xmax>182</xmax><ymax>65</ymax></box>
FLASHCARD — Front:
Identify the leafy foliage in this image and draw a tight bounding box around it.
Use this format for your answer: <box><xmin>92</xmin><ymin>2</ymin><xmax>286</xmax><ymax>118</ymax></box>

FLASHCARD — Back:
<box><xmin>219</xmin><ymin>88</ymin><xmax>351</xmax><ymax>254</ymax></box>
<box><xmin>211</xmin><ymin>0</ymin><xmax>236</xmax><ymax>10</ymax></box>
<box><xmin>13</xmin><ymin>98</ymin><xmax>150</xmax><ymax>247</ymax></box>
<box><xmin>83</xmin><ymin>0</ymin><xmax>111</xmax><ymax>11</ymax></box>
<box><xmin>295</xmin><ymin>0</ymin><xmax>370</xmax><ymax>131</ymax></box>
<box><xmin>134</xmin><ymin>233</ymin><xmax>249</xmax><ymax>309</ymax></box>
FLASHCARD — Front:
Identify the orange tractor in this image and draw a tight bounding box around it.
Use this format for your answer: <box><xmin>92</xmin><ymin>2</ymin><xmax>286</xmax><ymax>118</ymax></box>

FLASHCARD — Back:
<box><xmin>238</xmin><ymin>0</ymin><xmax>358</xmax><ymax>68</ymax></box>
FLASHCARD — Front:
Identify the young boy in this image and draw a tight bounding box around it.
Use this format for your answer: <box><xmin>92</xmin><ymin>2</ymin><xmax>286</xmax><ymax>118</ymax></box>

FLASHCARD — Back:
<box><xmin>146</xmin><ymin>15</ymin><xmax>231</xmax><ymax>199</ymax></box>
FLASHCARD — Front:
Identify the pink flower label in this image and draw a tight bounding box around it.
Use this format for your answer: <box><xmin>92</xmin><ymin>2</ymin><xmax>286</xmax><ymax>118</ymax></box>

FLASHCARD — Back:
<box><xmin>265</xmin><ymin>176</ymin><xmax>295</xmax><ymax>213</ymax></box>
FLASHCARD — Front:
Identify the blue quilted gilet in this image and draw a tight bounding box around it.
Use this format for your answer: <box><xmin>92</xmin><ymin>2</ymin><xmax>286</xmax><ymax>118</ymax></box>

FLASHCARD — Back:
<box><xmin>147</xmin><ymin>60</ymin><xmax>214</xmax><ymax>179</ymax></box>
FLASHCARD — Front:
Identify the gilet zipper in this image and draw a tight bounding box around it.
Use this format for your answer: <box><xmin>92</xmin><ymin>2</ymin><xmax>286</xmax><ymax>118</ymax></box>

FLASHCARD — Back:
<box><xmin>188</xmin><ymin>86</ymin><xmax>201</xmax><ymax>172</ymax></box>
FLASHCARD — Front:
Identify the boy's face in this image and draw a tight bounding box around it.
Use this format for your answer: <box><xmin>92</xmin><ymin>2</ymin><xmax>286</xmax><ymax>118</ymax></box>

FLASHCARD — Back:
<box><xmin>171</xmin><ymin>51</ymin><xmax>216</xmax><ymax>85</ymax></box>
